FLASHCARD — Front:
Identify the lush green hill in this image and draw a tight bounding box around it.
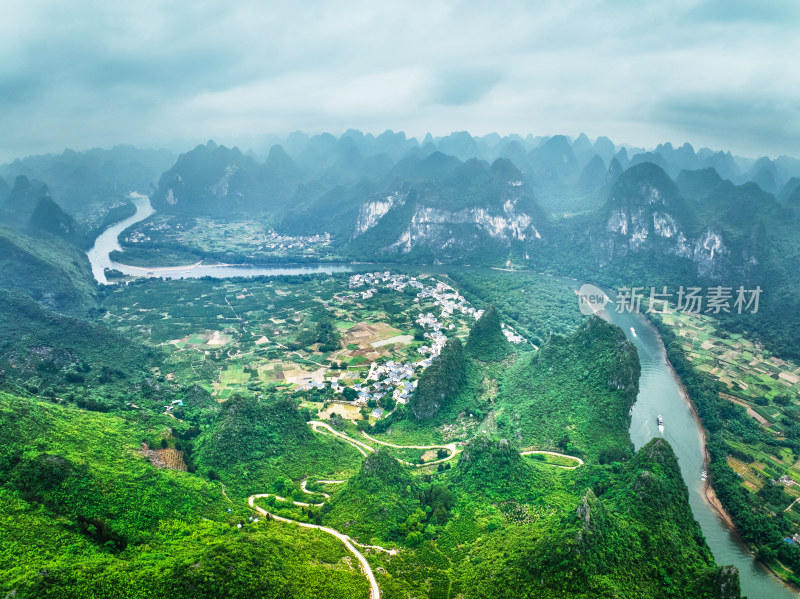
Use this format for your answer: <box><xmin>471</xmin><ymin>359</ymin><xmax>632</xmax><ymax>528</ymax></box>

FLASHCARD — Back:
<box><xmin>455</xmin><ymin>436</ymin><xmax>534</xmax><ymax>497</ymax></box>
<box><xmin>462</xmin><ymin>439</ymin><xmax>740</xmax><ymax>599</ymax></box>
<box><xmin>0</xmin><ymin>224</ymin><xmax>97</xmax><ymax>316</ymax></box>
<box><xmin>446</xmin><ymin>269</ymin><xmax>584</xmax><ymax>346</ymax></box>
<box><xmin>466</xmin><ymin>305</ymin><xmax>511</xmax><ymax>361</ymax></box>
<box><xmin>28</xmin><ymin>196</ymin><xmax>83</xmax><ymax>245</ymax></box>
<box><xmin>0</xmin><ymin>289</ymin><xmax>158</xmax><ymax>408</ymax></box>
<box><xmin>322</xmin><ymin>449</ymin><xmax>421</xmax><ymax>542</ymax></box>
<box><xmin>0</xmin><ymin>175</ymin><xmax>49</xmax><ymax>228</ymax></box>
<box><xmin>1</xmin><ymin>145</ymin><xmax>174</xmax><ymax>214</ymax></box>
<box><xmin>193</xmin><ymin>394</ymin><xmax>362</xmax><ymax>495</ymax></box>
<box><xmin>0</xmin><ymin>393</ymin><xmax>367</xmax><ymax>599</ymax></box>
<box><xmin>151</xmin><ymin>141</ymin><xmax>302</xmax><ymax>217</ymax></box>
<box><xmin>497</xmin><ymin>317</ymin><xmax>639</xmax><ymax>461</ymax></box>
<box><xmin>408</xmin><ymin>337</ymin><xmax>468</xmax><ymax>420</ymax></box>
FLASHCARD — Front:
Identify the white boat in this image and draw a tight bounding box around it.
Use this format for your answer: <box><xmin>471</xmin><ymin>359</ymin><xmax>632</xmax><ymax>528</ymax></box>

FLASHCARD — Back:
<box><xmin>630</xmin><ymin>327</ymin><xmax>637</xmax><ymax>337</ymax></box>
<box><xmin>657</xmin><ymin>414</ymin><xmax>664</xmax><ymax>427</ymax></box>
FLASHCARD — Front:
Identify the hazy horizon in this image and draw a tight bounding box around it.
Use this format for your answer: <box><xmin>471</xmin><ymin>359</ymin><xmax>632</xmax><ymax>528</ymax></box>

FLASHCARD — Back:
<box><xmin>1</xmin><ymin>129</ymin><xmax>794</xmax><ymax>168</ymax></box>
<box><xmin>2</xmin><ymin>0</ymin><xmax>798</xmax><ymax>162</ymax></box>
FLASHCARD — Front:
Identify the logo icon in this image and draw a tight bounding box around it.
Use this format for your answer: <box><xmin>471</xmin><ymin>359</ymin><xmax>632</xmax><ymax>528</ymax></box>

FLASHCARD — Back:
<box><xmin>578</xmin><ymin>284</ymin><xmax>610</xmax><ymax>316</ymax></box>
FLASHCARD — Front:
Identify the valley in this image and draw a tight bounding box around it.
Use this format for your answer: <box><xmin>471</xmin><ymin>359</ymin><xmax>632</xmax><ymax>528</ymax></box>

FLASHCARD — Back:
<box><xmin>5</xmin><ymin>0</ymin><xmax>799</xmax><ymax>594</ymax></box>
<box><xmin>5</xmin><ymin>130</ymin><xmax>800</xmax><ymax>598</ymax></box>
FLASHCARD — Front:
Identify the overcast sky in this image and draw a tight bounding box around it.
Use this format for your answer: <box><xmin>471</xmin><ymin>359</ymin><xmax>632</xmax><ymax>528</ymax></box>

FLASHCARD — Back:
<box><xmin>2</xmin><ymin>0</ymin><xmax>798</xmax><ymax>161</ymax></box>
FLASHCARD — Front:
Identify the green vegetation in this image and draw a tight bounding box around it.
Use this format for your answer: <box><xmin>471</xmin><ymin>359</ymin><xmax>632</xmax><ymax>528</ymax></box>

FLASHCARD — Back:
<box><xmin>15</xmin><ymin>130</ymin><xmax>800</xmax><ymax>596</ymax></box>
<box><xmin>455</xmin><ymin>436</ymin><xmax>535</xmax><ymax>497</ymax></box>
<box><xmin>0</xmin><ymin>224</ymin><xmax>97</xmax><ymax>316</ymax></box>
<box><xmin>194</xmin><ymin>394</ymin><xmax>362</xmax><ymax>496</ymax></box>
<box><xmin>0</xmin><ymin>289</ymin><xmax>158</xmax><ymax>408</ymax></box>
<box><xmin>0</xmin><ymin>248</ymin><xmax>743</xmax><ymax>597</ymax></box>
<box><xmin>408</xmin><ymin>338</ymin><xmax>468</xmax><ymax>420</ymax></box>
<box><xmin>0</xmin><ymin>392</ymin><xmax>368</xmax><ymax>599</ymax></box>
<box><xmin>462</xmin><ymin>439</ymin><xmax>738</xmax><ymax>599</ymax></box>
<box><xmin>447</xmin><ymin>270</ymin><xmax>584</xmax><ymax>346</ymax></box>
<box><xmin>655</xmin><ymin>317</ymin><xmax>800</xmax><ymax>587</ymax></box>
<box><xmin>323</xmin><ymin>449</ymin><xmax>454</xmax><ymax>545</ymax></box>
<box><xmin>465</xmin><ymin>305</ymin><xmax>510</xmax><ymax>361</ymax></box>
<box><xmin>497</xmin><ymin>317</ymin><xmax>639</xmax><ymax>460</ymax></box>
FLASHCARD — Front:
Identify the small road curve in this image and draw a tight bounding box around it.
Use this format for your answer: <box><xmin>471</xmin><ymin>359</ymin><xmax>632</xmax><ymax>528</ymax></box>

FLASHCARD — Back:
<box><xmin>263</xmin><ymin>492</ymin><xmax>324</xmax><ymax>507</ymax></box>
<box><xmin>310</xmin><ymin>421</ymin><xmax>373</xmax><ymax>456</ymax></box>
<box><xmin>360</xmin><ymin>431</ymin><xmax>460</xmax><ymax>467</ymax></box>
<box><xmin>309</xmin><ymin>421</ymin><xmax>459</xmax><ymax>467</ymax></box>
<box><xmin>301</xmin><ymin>479</ymin><xmax>330</xmax><ymax>499</ymax></box>
<box><xmin>360</xmin><ymin>431</ymin><xmax>458</xmax><ymax>457</ymax></box>
<box><xmin>312</xmin><ymin>422</ymin><xmax>582</xmax><ymax>471</ymax></box>
<box><xmin>249</xmin><ymin>494</ymin><xmax>394</xmax><ymax>599</ymax></box>
<box><xmin>520</xmin><ymin>449</ymin><xmax>585</xmax><ymax>469</ymax></box>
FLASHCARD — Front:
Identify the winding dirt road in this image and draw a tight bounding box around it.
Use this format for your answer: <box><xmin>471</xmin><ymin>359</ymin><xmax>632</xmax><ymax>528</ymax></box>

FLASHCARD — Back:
<box><xmin>252</xmin><ymin>423</ymin><xmax>584</xmax><ymax>597</ymax></box>
<box><xmin>309</xmin><ymin>421</ymin><xmax>460</xmax><ymax>467</ymax></box>
<box><xmin>248</xmin><ymin>493</ymin><xmax>394</xmax><ymax>599</ymax></box>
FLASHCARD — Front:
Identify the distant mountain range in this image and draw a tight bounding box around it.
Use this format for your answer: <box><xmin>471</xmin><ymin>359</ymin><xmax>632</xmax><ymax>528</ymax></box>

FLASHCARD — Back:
<box><xmin>2</xmin><ymin>131</ymin><xmax>800</xmax><ymax>358</ymax></box>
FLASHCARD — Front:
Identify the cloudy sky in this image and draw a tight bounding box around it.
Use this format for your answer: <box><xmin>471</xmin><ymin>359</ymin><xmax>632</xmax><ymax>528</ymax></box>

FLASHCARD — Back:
<box><xmin>2</xmin><ymin>0</ymin><xmax>798</xmax><ymax>161</ymax></box>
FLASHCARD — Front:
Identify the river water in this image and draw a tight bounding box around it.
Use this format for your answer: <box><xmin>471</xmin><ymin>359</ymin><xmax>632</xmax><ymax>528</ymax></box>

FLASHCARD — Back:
<box><xmin>86</xmin><ymin>194</ymin><xmax>353</xmax><ymax>284</ymax></box>
<box><xmin>601</xmin><ymin>303</ymin><xmax>796</xmax><ymax>599</ymax></box>
<box><xmin>86</xmin><ymin>193</ymin><xmax>155</xmax><ymax>284</ymax></box>
<box><xmin>87</xmin><ymin>197</ymin><xmax>795</xmax><ymax>598</ymax></box>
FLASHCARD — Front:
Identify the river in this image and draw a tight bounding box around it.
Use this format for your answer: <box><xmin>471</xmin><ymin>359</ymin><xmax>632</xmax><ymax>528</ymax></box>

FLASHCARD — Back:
<box><xmin>86</xmin><ymin>194</ymin><xmax>353</xmax><ymax>284</ymax></box>
<box><xmin>87</xmin><ymin>197</ymin><xmax>796</xmax><ymax>598</ymax></box>
<box><xmin>86</xmin><ymin>193</ymin><xmax>155</xmax><ymax>284</ymax></box>
<box><xmin>601</xmin><ymin>303</ymin><xmax>796</xmax><ymax>599</ymax></box>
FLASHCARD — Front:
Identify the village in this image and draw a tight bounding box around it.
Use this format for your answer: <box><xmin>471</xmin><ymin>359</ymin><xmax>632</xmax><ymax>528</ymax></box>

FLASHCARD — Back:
<box><xmin>295</xmin><ymin>271</ymin><xmax>525</xmax><ymax>419</ymax></box>
<box><xmin>120</xmin><ymin>214</ymin><xmax>334</xmax><ymax>259</ymax></box>
<box><xmin>105</xmin><ymin>270</ymin><xmax>528</xmax><ymax>423</ymax></box>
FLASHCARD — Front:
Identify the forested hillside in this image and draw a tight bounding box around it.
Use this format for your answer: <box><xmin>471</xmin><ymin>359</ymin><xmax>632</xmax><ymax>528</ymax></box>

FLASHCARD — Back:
<box><xmin>0</xmin><ymin>393</ymin><xmax>368</xmax><ymax>599</ymax></box>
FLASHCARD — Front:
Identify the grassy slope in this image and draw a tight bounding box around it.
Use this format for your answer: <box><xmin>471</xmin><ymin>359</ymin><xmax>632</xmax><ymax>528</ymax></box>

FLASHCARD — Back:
<box><xmin>193</xmin><ymin>394</ymin><xmax>363</xmax><ymax>496</ymax></box>
<box><xmin>0</xmin><ymin>288</ymin><xmax>157</xmax><ymax>407</ymax></box>
<box><xmin>461</xmin><ymin>439</ymin><xmax>733</xmax><ymax>599</ymax></box>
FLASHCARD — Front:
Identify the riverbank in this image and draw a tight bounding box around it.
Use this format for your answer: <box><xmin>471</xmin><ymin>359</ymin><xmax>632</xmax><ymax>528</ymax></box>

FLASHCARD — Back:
<box><xmin>113</xmin><ymin>260</ymin><xmax>204</xmax><ymax>272</ymax></box>
<box><xmin>646</xmin><ymin>314</ymin><xmax>800</xmax><ymax>595</ymax></box>
<box><xmin>643</xmin><ymin>313</ymin><xmax>739</xmax><ymax>529</ymax></box>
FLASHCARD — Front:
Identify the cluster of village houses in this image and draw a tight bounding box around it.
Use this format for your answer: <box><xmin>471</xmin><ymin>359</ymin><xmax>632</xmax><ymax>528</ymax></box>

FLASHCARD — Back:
<box><xmin>126</xmin><ymin>222</ymin><xmax>331</xmax><ymax>254</ymax></box>
<box><xmin>260</xmin><ymin>229</ymin><xmax>331</xmax><ymax>253</ymax></box>
<box><xmin>296</xmin><ymin>272</ymin><xmax>525</xmax><ymax>417</ymax></box>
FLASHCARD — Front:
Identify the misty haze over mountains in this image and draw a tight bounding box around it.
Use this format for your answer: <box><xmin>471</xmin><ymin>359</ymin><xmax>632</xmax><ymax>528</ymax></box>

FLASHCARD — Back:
<box><xmin>3</xmin><ymin>131</ymin><xmax>798</xmax><ymax>216</ymax></box>
<box><xmin>2</xmin><ymin>129</ymin><xmax>800</xmax><ymax>361</ymax></box>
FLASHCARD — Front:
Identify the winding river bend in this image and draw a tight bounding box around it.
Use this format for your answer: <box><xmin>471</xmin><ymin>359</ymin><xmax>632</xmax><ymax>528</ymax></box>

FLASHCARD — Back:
<box><xmin>88</xmin><ymin>197</ymin><xmax>796</xmax><ymax>598</ymax></box>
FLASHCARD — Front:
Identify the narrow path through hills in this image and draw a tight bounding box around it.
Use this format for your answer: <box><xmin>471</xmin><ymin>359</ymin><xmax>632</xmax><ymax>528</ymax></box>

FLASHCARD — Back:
<box><xmin>301</xmin><ymin>479</ymin><xmax>330</xmax><ymax>498</ymax></box>
<box><xmin>309</xmin><ymin>421</ymin><xmax>459</xmax><ymax>466</ymax></box>
<box><xmin>250</xmin><ymin>422</ymin><xmax>586</xmax><ymax>597</ymax></box>
<box><xmin>310</xmin><ymin>421</ymin><xmax>372</xmax><ymax>456</ymax></box>
<box><xmin>248</xmin><ymin>492</ymin><xmax>394</xmax><ymax>599</ymax></box>
<box><xmin>360</xmin><ymin>431</ymin><xmax>458</xmax><ymax>461</ymax></box>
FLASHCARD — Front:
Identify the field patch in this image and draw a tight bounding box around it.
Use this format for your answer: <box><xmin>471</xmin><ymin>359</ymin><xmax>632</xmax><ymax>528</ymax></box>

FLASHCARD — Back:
<box><xmin>372</xmin><ymin>334</ymin><xmax>414</xmax><ymax>348</ymax></box>
<box><xmin>171</xmin><ymin>330</ymin><xmax>232</xmax><ymax>349</ymax></box>
<box><xmin>142</xmin><ymin>444</ymin><xmax>188</xmax><ymax>471</ymax></box>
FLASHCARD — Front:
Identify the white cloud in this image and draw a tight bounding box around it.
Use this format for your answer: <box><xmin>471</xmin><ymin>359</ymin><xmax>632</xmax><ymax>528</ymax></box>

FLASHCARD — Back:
<box><xmin>0</xmin><ymin>0</ymin><xmax>798</xmax><ymax>161</ymax></box>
